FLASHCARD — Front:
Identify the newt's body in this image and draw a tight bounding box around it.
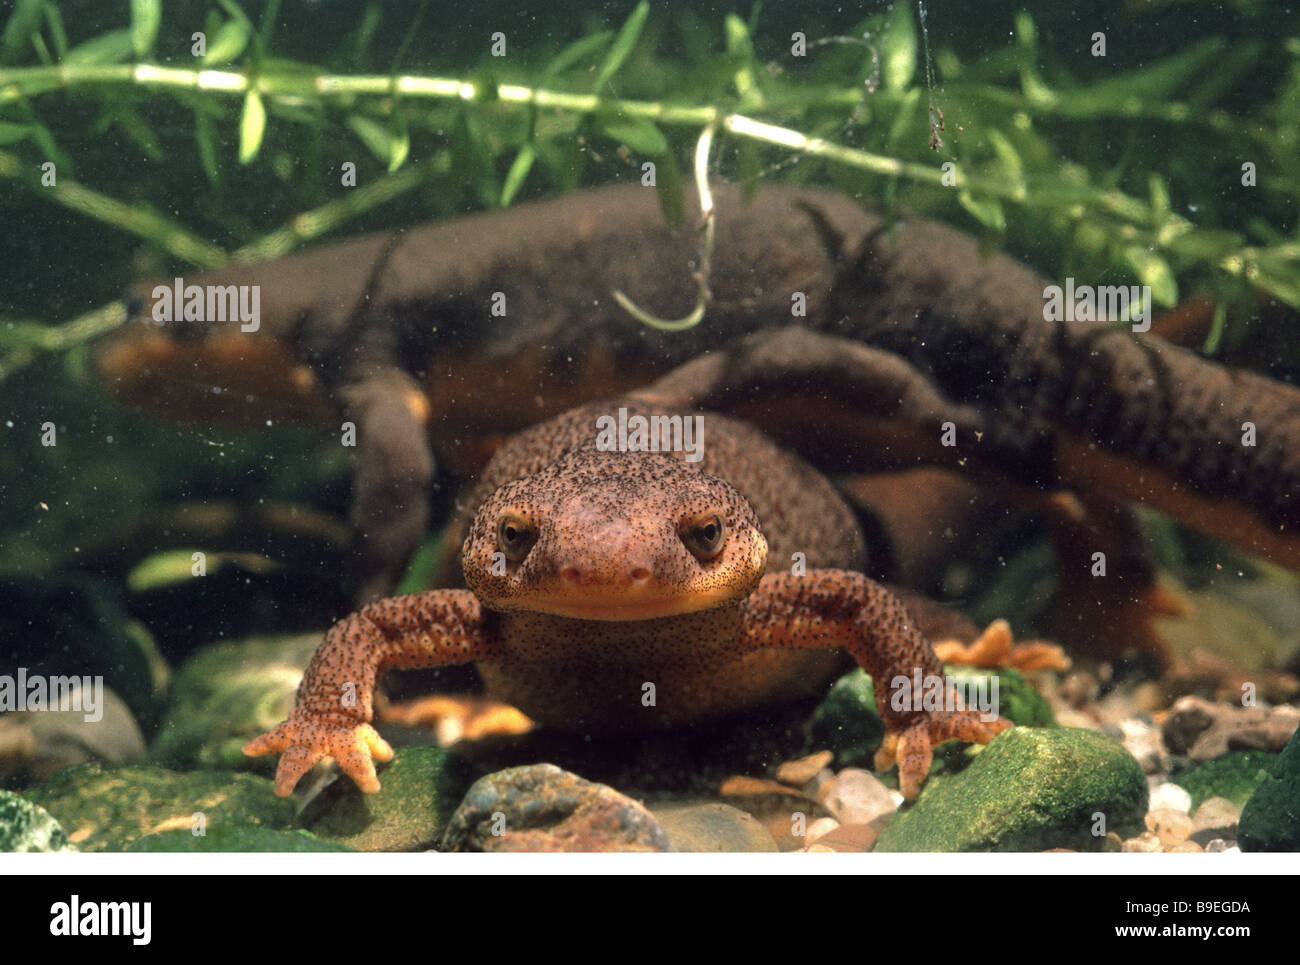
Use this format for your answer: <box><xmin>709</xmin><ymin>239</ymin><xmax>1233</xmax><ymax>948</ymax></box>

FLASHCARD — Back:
<box><xmin>99</xmin><ymin>183</ymin><xmax>1300</xmax><ymax>660</ymax></box>
<box><xmin>245</xmin><ymin>399</ymin><xmax>1009</xmax><ymax>798</ymax></box>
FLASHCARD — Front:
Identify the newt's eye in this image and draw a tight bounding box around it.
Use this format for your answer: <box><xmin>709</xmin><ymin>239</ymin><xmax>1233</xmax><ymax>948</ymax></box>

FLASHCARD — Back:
<box><xmin>681</xmin><ymin>514</ymin><xmax>725</xmax><ymax>561</ymax></box>
<box><xmin>497</xmin><ymin>515</ymin><xmax>536</xmax><ymax>562</ymax></box>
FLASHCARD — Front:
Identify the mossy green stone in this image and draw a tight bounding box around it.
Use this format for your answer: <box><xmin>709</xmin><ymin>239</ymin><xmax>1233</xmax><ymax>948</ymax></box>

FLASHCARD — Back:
<box><xmin>807</xmin><ymin>669</ymin><xmax>886</xmax><ymax>768</ymax></box>
<box><xmin>127</xmin><ymin>825</ymin><xmax>353</xmax><ymax>852</ymax></box>
<box><xmin>23</xmin><ymin>763</ymin><xmax>293</xmax><ymax>852</ymax></box>
<box><xmin>150</xmin><ymin>634</ymin><xmax>322</xmax><ymax>773</ymax></box>
<box><xmin>1238</xmin><ymin>729</ymin><xmax>1300</xmax><ymax>852</ymax></box>
<box><xmin>1170</xmin><ymin>750</ymin><xmax>1279</xmax><ymax>811</ymax></box>
<box><xmin>298</xmin><ymin>746</ymin><xmax>477</xmax><ymax>852</ymax></box>
<box><xmin>808</xmin><ymin>665</ymin><xmax>1054</xmax><ymax>768</ymax></box>
<box><xmin>874</xmin><ymin>727</ymin><xmax>1147</xmax><ymax>852</ymax></box>
<box><xmin>0</xmin><ymin>790</ymin><xmax>75</xmax><ymax>852</ymax></box>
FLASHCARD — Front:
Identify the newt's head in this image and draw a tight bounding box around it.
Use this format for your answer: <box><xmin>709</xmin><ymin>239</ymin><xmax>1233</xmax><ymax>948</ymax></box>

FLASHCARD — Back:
<box><xmin>463</xmin><ymin>448</ymin><xmax>767</xmax><ymax>620</ymax></box>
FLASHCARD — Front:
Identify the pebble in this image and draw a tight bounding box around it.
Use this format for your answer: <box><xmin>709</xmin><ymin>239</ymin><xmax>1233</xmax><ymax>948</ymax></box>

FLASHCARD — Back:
<box><xmin>1167</xmin><ymin>840</ymin><xmax>1203</xmax><ymax>853</ymax></box>
<box><xmin>1114</xmin><ymin>717</ymin><xmax>1170</xmax><ymax>775</ymax></box>
<box><xmin>651</xmin><ymin>802</ymin><xmax>778</xmax><ymax>853</ymax></box>
<box><xmin>801</xmin><ymin>822</ymin><xmax>877</xmax><ymax>852</ymax></box>
<box><xmin>1203</xmin><ymin>839</ymin><xmax>1231</xmax><ymax>853</ymax></box>
<box><xmin>1147</xmin><ymin>781</ymin><xmax>1192</xmax><ymax>814</ymax></box>
<box><xmin>817</xmin><ymin>768</ymin><xmax>898</xmax><ymax>827</ymax></box>
<box><xmin>1145</xmin><ymin>808</ymin><xmax>1194</xmax><ymax>848</ymax></box>
<box><xmin>775</xmin><ymin>750</ymin><xmax>833</xmax><ymax>787</ymax></box>
<box><xmin>1121</xmin><ymin>831</ymin><xmax>1163</xmax><ymax>853</ymax></box>
<box><xmin>805</xmin><ymin>817</ymin><xmax>840</xmax><ymax>844</ymax></box>
<box><xmin>1102</xmin><ymin>831</ymin><xmax>1123</xmax><ymax>852</ymax></box>
<box><xmin>1190</xmin><ymin>796</ymin><xmax>1240</xmax><ymax>843</ymax></box>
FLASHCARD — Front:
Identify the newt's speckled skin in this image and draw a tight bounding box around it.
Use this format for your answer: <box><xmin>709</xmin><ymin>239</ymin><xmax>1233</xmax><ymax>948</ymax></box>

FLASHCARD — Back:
<box><xmin>245</xmin><ymin>400</ymin><xmax>1010</xmax><ymax>798</ymax></box>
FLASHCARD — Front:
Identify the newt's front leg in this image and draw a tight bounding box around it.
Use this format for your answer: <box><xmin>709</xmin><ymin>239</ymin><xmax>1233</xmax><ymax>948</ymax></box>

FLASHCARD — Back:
<box><xmin>742</xmin><ymin>570</ymin><xmax>1012</xmax><ymax>799</ymax></box>
<box><xmin>243</xmin><ymin>590</ymin><xmax>499</xmax><ymax>795</ymax></box>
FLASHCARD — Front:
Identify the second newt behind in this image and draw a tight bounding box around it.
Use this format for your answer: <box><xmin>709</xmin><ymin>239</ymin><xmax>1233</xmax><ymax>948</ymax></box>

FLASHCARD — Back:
<box><xmin>245</xmin><ymin>398</ymin><xmax>1010</xmax><ymax>799</ymax></box>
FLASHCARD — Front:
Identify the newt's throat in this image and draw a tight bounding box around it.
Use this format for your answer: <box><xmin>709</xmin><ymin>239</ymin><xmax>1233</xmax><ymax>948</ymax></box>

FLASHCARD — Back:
<box><xmin>514</xmin><ymin>586</ymin><xmax>742</xmax><ymax>622</ymax></box>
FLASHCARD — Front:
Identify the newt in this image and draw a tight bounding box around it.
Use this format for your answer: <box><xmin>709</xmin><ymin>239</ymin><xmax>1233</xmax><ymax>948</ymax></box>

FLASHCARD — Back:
<box><xmin>97</xmin><ymin>182</ymin><xmax>1300</xmax><ymax>659</ymax></box>
<box><xmin>244</xmin><ymin>397</ymin><xmax>1010</xmax><ymax>799</ymax></box>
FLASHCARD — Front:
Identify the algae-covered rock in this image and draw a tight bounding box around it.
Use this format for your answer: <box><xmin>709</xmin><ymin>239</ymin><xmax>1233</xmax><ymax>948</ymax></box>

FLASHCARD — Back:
<box><xmin>23</xmin><ymin>763</ymin><xmax>293</xmax><ymax>851</ymax></box>
<box><xmin>150</xmin><ymin>634</ymin><xmax>321</xmax><ymax>773</ymax></box>
<box><xmin>807</xmin><ymin>670</ymin><xmax>886</xmax><ymax>768</ymax></box>
<box><xmin>874</xmin><ymin>727</ymin><xmax>1146</xmax><ymax>852</ymax></box>
<box><xmin>1170</xmin><ymin>750</ymin><xmax>1278</xmax><ymax>810</ymax></box>
<box><xmin>0</xmin><ymin>790</ymin><xmax>75</xmax><ymax>852</ymax></box>
<box><xmin>298</xmin><ymin>746</ymin><xmax>476</xmax><ymax>852</ymax></box>
<box><xmin>1238</xmin><ymin>728</ymin><xmax>1300</xmax><ymax>852</ymax></box>
<box><xmin>127</xmin><ymin>825</ymin><xmax>353</xmax><ymax>852</ymax></box>
<box><xmin>808</xmin><ymin>665</ymin><xmax>1054</xmax><ymax>768</ymax></box>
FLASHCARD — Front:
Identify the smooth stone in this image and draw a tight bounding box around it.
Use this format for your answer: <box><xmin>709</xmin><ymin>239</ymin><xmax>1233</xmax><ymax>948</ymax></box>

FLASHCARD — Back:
<box><xmin>1121</xmin><ymin>831</ymin><xmax>1163</xmax><ymax>853</ymax></box>
<box><xmin>442</xmin><ymin>764</ymin><xmax>668</xmax><ymax>852</ymax></box>
<box><xmin>775</xmin><ymin>750</ymin><xmax>834</xmax><ymax>787</ymax></box>
<box><xmin>818</xmin><ymin>767</ymin><xmax>898</xmax><ymax>827</ymax></box>
<box><xmin>1145</xmin><ymin>808</ymin><xmax>1194</xmax><ymax>848</ymax></box>
<box><xmin>651</xmin><ymin>801</ymin><xmax>778</xmax><ymax>852</ymax></box>
<box><xmin>0</xmin><ymin>687</ymin><xmax>145</xmax><ymax>787</ymax></box>
<box><xmin>1190</xmin><ymin>796</ymin><xmax>1240</xmax><ymax>845</ymax></box>
<box><xmin>1147</xmin><ymin>781</ymin><xmax>1192</xmax><ymax>814</ymax></box>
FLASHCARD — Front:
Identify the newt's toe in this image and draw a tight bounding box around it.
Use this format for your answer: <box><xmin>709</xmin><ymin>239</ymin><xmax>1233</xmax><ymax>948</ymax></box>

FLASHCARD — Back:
<box><xmin>879</xmin><ymin>711</ymin><xmax>1013</xmax><ymax>799</ymax></box>
<box><xmin>243</xmin><ymin>717</ymin><xmax>391</xmax><ymax>797</ymax></box>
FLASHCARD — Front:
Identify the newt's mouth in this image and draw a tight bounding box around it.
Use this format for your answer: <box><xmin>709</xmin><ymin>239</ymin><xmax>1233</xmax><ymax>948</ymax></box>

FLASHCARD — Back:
<box><xmin>522</xmin><ymin>590</ymin><xmax>737</xmax><ymax>622</ymax></box>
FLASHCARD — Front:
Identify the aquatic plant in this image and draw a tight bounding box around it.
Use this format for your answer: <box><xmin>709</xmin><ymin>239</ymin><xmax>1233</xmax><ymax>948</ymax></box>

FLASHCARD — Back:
<box><xmin>0</xmin><ymin>0</ymin><xmax>1297</xmax><ymax>376</ymax></box>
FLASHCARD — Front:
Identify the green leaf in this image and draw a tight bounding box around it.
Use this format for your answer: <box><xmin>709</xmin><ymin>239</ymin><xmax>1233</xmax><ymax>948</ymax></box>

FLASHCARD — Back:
<box><xmin>195</xmin><ymin>108</ymin><xmax>221</xmax><ymax>186</ymax></box>
<box><xmin>1</xmin><ymin>0</ymin><xmax>44</xmax><ymax>65</ymax></box>
<box><xmin>347</xmin><ymin>114</ymin><xmax>398</xmax><ymax>165</ymax></box>
<box><xmin>499</xmin><ymin>143</ymin><xmax>536</xmax><ymax>207</ymax></box>
<box><xmin>387</xmin><ymin>113</ymin><xmax>409</xmax><ymax>172</ymax></box>
<box><xmin>881</xmin><ymin>2</ymin><xmax>917</xmax><ymax>91</ymax></box>
<box><xmin>1122</xmin><ymin>245</ymin><xmax>1178</xmax><ymax>307</ymax></box>
<box><xmin>0</xmin><ymin>121</ymin><xmax>29</xmax><ymax>145</ymax></box>
<box><xmin>238</xmin><ymin>89</ymin><xmax>266</xmax><ymax>165</ymax></box>
<box><xmin>203</xmin><ymin>16</ymin><xmax>252</xmax><ymax>65</ymax></box>
<box><xmin>42</xmin><ymin>2</ymin><xmax>68</xmax><ymax>60</ymax></box>
<box><xmin>130</xmin><ymin>0</ymin><xmax>161</xmax><ymax>59</ymax></box>
<box><xmin>593</xmin><ymin>0</ymin><xmax>649</xmax><ymax>91</ymax></box>
<box><xmin>724</xmin><ymin>13</ymin><xmax>760</xmax><ymax>106</ymax></box>
<box><xmin>600</xmin><ymin>116</ymin><xmax>668</xmax><ymax>156</ymax></box>
<box><xmin>64</xmin><ymin>28</ymin><xmax>133</xmax><ymax>66</ymax></box>
<box><xmin>958</xmin><ymin>189</ymin><xmax>1006</xmax><ymax>232</ymax></box>
<box><xmin>540</xmin><ymin>30</ymin><xmax>613</xmax><ymax>86</ymax></box>
<box><xmin>1202</xmin><ymin>301</ymin><xmax>1227</xmax><ymax>355</ymax></box>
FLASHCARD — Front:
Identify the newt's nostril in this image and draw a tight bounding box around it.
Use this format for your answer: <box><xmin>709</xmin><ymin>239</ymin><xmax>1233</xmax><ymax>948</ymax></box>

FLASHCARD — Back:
<box><xmin>629</xmin><ymin>567</ymin><xmax>652</xmax><ymax>583</ymax></box>
<box><xmin>560</xmin><ymin>565</ymin><xmax>582</xmax><ymax>584</ymax></box>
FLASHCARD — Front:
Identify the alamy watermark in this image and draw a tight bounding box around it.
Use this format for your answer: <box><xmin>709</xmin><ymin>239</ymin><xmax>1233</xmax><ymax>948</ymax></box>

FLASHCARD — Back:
<box><xmin>890</xmin><ymin>669</ymin><xmax>1000</xmax><ymax>722</ymax></box>
<box><xmin>1043</xmin><ymin>278</ymin><xmax>1151</xmax><ymax>332</ymax></box>
<box><xmin>0</xmin><ymin>668</ymin><xmax>103</xmax><ymax>722</ymax></box>
<box><xmin>148</xmin><ymin>277</ymin><xmax>261</xmax><ymax>332</ymax></box>
<box><xmin>595</xmin><ymin>407</ymin><xmax>704</xmax><ymax>463</ymax></box>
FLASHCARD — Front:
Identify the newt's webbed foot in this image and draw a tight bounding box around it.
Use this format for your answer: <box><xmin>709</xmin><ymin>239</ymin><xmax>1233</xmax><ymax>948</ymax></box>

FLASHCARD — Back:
<box><xmin>875</xmin><ymin>710</ymin><xmax>1012</xmax><ymax>799</ymax></box>
<box><xmin>933</xmin><ymin>619</ymin><xmax>1071</xmax><ymax>673</ymax></box>
<box><xmin>243</xmin><ymin>716</ymin><xmax>394</xmax><ymax>797</ymax></box>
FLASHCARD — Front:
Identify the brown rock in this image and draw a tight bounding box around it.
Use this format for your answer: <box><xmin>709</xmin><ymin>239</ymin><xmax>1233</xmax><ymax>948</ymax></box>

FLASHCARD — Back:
<box><xmin>1121</xmin><ymin>831</ymin><xmax>1163</xmax><ymax>853</ymax></box>
<box><xmin>441</xmin><ymin>763</ymin><xmax>668</xmax><ymax>852</ymax></box>
<box><xmin>1190</xmin><ymin>796</ymin><xmax>1240</xmax><ymax>845</ymax></box>
<box><xmin>1167</xmin><ymin>840</ymin><xmax>1203</xmax><ymax>853</ymax></box>
<box><xmin>817</xmin><ymin>768</ymin><xmax>898</xmax><ymax>827</ymax></box>
<box><xmin>775</xmin><ymin>750</ymin><xmax>833</xmax><ymax>787</ymax></box>
<box><xmin>719</xmin><ymin>775</ymin><xmax>826</xmax><ymax>818</ymax></box>
<box><xmin>1162</xmin><ymin>696</ymin><xmax>1300</xmax><ymax>761</ymax></box>
<box><xmin>805</xmin><ymin>817</ymin><xmax>840</xmax><ymax>844</ymax></box>
<box><xmin>651</xmin><ymin>801</ymin><xmax>778</xmax><ymax>853</ymax></box>
<box><xmin>1102</xmin><ymin>831</ymin><xmax>1123</xmax><ymax>853</ymax></box>
<box><xmin>805</xmin><ymin>823</ymin><xmax>878</xmax><ymax>852</ymax></box>
<box><xmin>1145</xmin><ymin>808</ymin><xmax>1194</xmax><ymax>848</ymax></box>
